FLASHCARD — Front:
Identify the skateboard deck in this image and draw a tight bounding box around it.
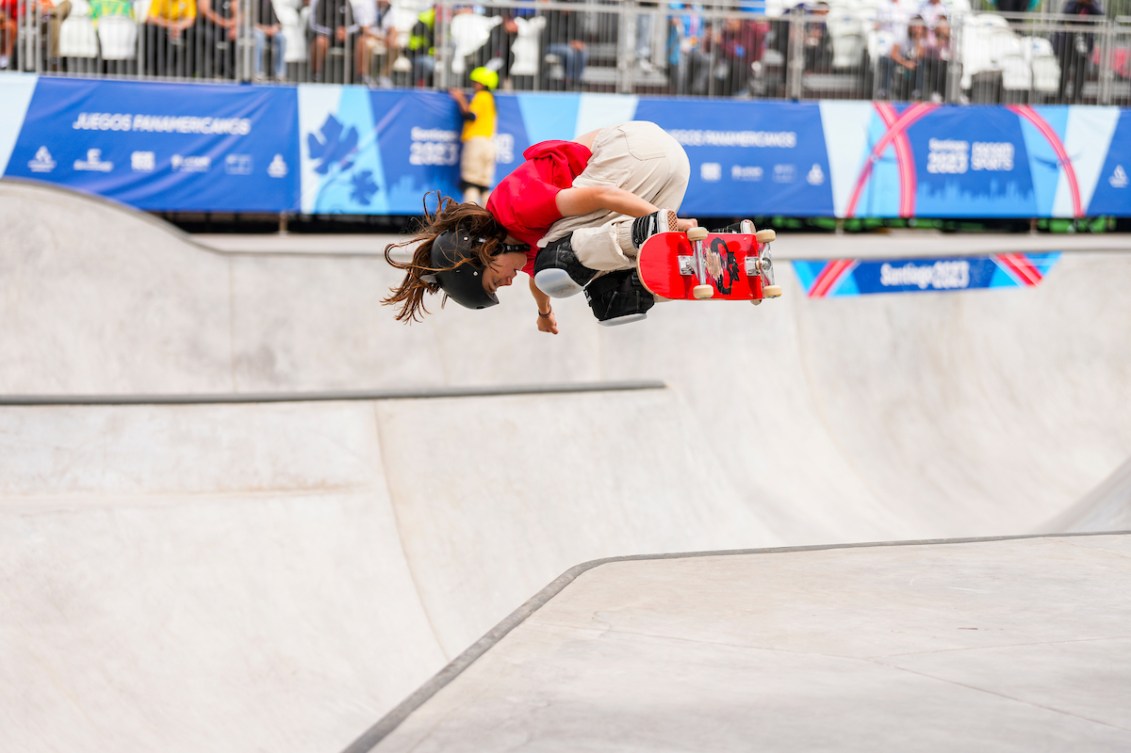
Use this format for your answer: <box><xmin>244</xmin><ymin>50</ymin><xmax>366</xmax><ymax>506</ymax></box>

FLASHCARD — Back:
<box><xmin>636</xmin><ymin>228</ymin><xmax>781</xmax><ymax>302</ymax></box>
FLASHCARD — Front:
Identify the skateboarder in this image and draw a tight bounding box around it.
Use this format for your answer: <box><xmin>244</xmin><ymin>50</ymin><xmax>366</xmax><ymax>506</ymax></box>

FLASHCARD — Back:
<box><xmin>383</xmin><ymin>120</ymin><xmax>698</xmax><ymax>332</ymax></box>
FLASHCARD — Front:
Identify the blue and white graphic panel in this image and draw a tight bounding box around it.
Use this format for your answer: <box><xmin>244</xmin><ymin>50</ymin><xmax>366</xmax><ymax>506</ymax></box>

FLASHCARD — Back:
<box><xmin>5</xmin><ymin>78</ymin><xmax>299</xmax><ymax>212</ymax></box>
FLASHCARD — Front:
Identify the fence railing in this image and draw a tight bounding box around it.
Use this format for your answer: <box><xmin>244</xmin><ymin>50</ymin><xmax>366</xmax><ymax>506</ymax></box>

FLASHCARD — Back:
<box><xmin>2</xmin><ymin>0</ymin><xmax>1129</xmax><ymax>105</ymax></box>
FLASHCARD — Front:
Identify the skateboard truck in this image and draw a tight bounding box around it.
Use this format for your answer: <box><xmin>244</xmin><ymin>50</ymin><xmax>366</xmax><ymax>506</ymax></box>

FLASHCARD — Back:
<box><xmin>748</xmin><ymin>228</ymin><xmax>782</xmax><ymax>303</ymax></box>
<box><xmin>686</xmin><ymin>227</ymin><xmax>714</xmax><ymax>299</ymax></box>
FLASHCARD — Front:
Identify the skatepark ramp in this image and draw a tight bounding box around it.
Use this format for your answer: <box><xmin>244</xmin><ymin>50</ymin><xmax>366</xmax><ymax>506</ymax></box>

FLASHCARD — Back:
<box><xmin>3</xmin><ymin>178</ymin><xmax>1131</xmax><ymax>752</ymax></box>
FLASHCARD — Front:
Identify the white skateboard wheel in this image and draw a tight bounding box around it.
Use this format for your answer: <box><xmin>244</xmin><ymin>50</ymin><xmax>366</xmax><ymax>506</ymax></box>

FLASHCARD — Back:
<box><xmin>686</xmin><ymin>227</ymin><xmax>709</xmax><ymax>241</ymax></box>
<box><xmin>755</xmin><ymin>229</ymin><xmax>776</xmax><ymax>243</ymax></box>
<box><xmin>763</xmin><ymin>285</ymin><xmax>783</xmax><ymax>298</ymax></box>
<box><xmin>693</xmin><ymin>284</ymin><xmax>714</xmax><ymax>299</ymax></box>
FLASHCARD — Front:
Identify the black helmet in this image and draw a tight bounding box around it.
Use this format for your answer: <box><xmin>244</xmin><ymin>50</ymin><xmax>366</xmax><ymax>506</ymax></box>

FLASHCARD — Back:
<box><xmin>428</xmin><ymin>229</ymin><xmax>499</xmax><ymax>310</ymax></box>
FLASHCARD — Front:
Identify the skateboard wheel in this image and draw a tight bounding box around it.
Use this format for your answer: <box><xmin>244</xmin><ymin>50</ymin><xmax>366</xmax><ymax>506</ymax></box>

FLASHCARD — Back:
<box><xmin>763</xmin><ymin>285</ymin><xmax>783</xmax><ymax>298</ymax></box>
<box><xmin>693</xmin><ymin>284</ymin><xmax>714</xmax><ymax>299</ymax></box>
<box><xmin>686</xmin><ymin>227</ymin><xmax>709</xmax><ymax>242</ymax></box>
<box><xmin>755</xmin><ymin>229</ymin><xmax>776</xmax><ymax>243</ymax></box>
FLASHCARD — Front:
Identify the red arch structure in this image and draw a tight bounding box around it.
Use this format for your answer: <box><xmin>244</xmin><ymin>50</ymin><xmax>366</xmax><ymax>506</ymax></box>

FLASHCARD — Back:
<box><xmin>845</xmin><ymin>102</ymin><xmax>938</xmax><ymax>219</ymax></box>
<box><xmin>843</xmin><ymin>103</ymin><xmax>1085</xmax><ymax>220</ymax></box>
<box><xmin>1006</xmin><ymin>105</ymin><xmax>1084</xmax><ymax>219</ymax></box>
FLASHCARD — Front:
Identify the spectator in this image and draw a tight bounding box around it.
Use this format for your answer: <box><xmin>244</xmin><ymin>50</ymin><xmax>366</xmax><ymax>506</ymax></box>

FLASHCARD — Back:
<box><xmin>41</xmin><ymin>0</ymin><xmax>74</xmax><ymax>71</ymax></box>
<box><xmin>542</xmin><ymin>0</ymin><xmax>587</xmax><ymax>90</ymax></box>
<box><xmin>636</xmin><ymin>0</ymin><xmax>659</xmax><ymax>73</ymax></box>
<box><xmin>667</xmin><ymin>2</ymin><xmax>709</xmax><ymax>95</ymax></box>
<box><xmin>916</xmin><ymin>0</ymin><xmax>948</xmax><ymax>32</ymax></box>
<box><xmin>876</xmin><ymin>15</ymin><xmax>926</xmax><ymax>99</ymax></box>
<box><xmin>90</xmin><ymin>0</ymin><xmax>134</xmax><ymax>72</ymax></box>
<box><xmin>918</xmin><ymin>16</ymin><xmax>950</xmax><ymax>101</ymax></box>
<box><xmin>872</xmin><ymin>0</ymin><xmax>909</xmax><ymax>97</ymax></box>
<box><xmin>251</xmin><ymin>0</ymin><xmax>285</xmax><ymax>82</ymax></box>
<box><xmin>449</xmin><ymin>65</ymin><xmax>498</xmax><ymax>206</ymax></box>
<box><xmin>0</xmin><ymin>0</ymin><xmax>17</xmax><ymax>69</ymax></box>
<box><xmin>196</xmin><ymin>0</ymin><xmax>238</xmax><ymax>77</ymax></box>
<box><xmin>994</xmin><ymin>0</ymin><xmax>1031</xmax><ymax>13</ymax></box>
<box><xmin>89</xmin><ymin>0</ymin><xmax>134</xmax><ymax>24</ymax></box>
<box><xmin>477</xmin><ymin>8</ymin><xmax>519</xmax><ymax>87</ymax></box>
<box><xmin>704</xmin><ymin>15</ymin><xmax>767</xmax><ymax>96</ymax></box>
<box><xmin>309</xmin><ymin>0</ymin><xmax>358</xmax><ymax>82</ymax></box>
<box><xmin>353</xmin><ymin>0</ymin><xmax>396</xmax><ymax>87</ymax></box>
<box><xmin>406</xmin><ymin>4</ymin><xmax>435</xmax><ymax>86</ymax></box>
<box><xmin>144</xmin><ymin>0</ymin><xmax>198</xmax><ymax>77</ymax></box>
<box><xmin>767</xmin><ymin>2</ymin><xmax>831</xmax><ymax>96</ymax></box>
<box><xmin>802</xmin><ymin>1</ymin><xmax>832</xmax><ymax>71</ymax></box>
<box><xmin>1051</xmin><ymin>0</ymin><xmax>1103</xmax><ymax>103</ymax></box>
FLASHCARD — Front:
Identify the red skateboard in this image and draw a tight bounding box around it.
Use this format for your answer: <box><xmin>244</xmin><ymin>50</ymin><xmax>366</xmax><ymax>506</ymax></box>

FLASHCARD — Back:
<box><xmin>636</xmin><ymin>222</ymin><xmax>781</xmax><ymax>303</ymax></box>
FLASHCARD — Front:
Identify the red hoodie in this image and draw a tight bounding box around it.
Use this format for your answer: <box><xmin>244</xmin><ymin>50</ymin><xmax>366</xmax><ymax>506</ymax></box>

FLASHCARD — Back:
<box><xmin>486</xmin><ymin>139</ymin><xmax>592</xmax><ymax>272</ymax></box>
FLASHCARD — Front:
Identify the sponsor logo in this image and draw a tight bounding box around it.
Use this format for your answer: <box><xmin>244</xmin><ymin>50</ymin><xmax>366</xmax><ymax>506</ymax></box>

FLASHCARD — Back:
<box><xmin>494</xmin><ymin>133</ymin><xmax>514</xmax><ymax>164</ymax></box>
<box><xmin>268</xmin><ymin>154</ymin><xmax>288</xmax><ymax>178</ymax></box>
<box><xmin>971</xmin><ymin>142</ymin><xmax>1014</xmax><ymax>171</ymax></box>
<box><xmin>731</xmin><ymin>165</ymin><xmax>763</xmax><ymax>182</ymax></box>
<box><xmin>1111</xmin><ymin>165</ymin><xmax>1128</xmax><ymax>189</ymax></box>
<box><xmin>807</xmin><ymin>163</ymin><xmax>825</xmax><ymax>186</ymax></box>
<box><xmin>73</xmin><ymin>148</ymin><xmax>113</xmax><ymax>172</ymax></box>
<box><xmin>28</xmin><ymin>146</ymin><xmax>56</xmax><ymax>173</ymax></box>
<box><xmin>224</xmin><ymin>154</ymin><xmax>253</xmax><ymax>175</ymax></box>
<box><xmin>772</xmin><ymin>164</ymin><xmax>796</xmax><ymax>183</ymax></box>
<box><xmin>700</xmin><ymin>162</ymin><xmax>722</xmax><ymax>182</ymax></box>
<box><xmin>927</xmin><ymin>139</ymin><xmax>968</xmax><ymax>175</ymax></box>
<box><xmin>131</xmin><ymin>151</ymin><xmax>156</xmax><ymax>172</ymax></box>
<box><xmin>171</xmin><ymin>154</ymin><xmax>211</xmax><ymax>173</ymax></box>
<box><xmin>880</xmin><ymin>260</ymin><xmax>970</xmax><ymax>290</ymax></box>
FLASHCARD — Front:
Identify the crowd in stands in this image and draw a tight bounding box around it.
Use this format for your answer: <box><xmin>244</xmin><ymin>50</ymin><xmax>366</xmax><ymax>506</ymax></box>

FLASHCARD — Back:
<box><xmin>0</xmin><ymin>0</ymin><xmax>1127</xmax><ymax>105</ymax></box>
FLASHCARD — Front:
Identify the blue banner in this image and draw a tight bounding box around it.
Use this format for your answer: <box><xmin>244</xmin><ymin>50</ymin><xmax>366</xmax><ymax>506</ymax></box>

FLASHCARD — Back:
<box><xmin>1</xmin><ymin>77</ymin><xmax>1129</xmax><ymax>218</ymax></box>
<box><xmin>635</xmin><ymin>98</ymin><xmax>835</xmax><ymax>217</ymax></box>
<box><xmin>4</xmin><ymin>77</ymin><xmax>299</xmax><ymax>212</ymax></box>
<box><xmin>794</xmin><ymin>253</ymin><xmax>1062</xmax><ymax>298</ymax></box>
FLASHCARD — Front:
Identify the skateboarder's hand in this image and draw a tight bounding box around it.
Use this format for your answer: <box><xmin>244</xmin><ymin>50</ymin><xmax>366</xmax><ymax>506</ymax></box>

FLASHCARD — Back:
<box><xmin>536</xmin><ymin>309</ymin><xmax>559</xmax><ymax>335</ymax></box>
<box><xmin>675</xmin><ymin>217</ymin><xmax>699</xmax><ymax>232</ymax></box>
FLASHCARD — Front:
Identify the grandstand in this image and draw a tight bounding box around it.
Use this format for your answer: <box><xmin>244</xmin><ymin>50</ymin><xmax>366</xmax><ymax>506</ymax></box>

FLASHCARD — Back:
<box><xmin>3</xmin><ymin>0</ymin><xmax>1130</xmax><ymax>105</ymax></box>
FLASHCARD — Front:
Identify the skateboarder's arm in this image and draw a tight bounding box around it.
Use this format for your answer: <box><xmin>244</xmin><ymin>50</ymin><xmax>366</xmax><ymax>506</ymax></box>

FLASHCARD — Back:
<box><xmin>555</xmin><ymin>185</ymin><xmax>661</xmax><ymax>220</ymax></box>
<box><xmin>529</xmin><ymin>278</ymin><xmax>558</xmax><ymax>334</ymax></box>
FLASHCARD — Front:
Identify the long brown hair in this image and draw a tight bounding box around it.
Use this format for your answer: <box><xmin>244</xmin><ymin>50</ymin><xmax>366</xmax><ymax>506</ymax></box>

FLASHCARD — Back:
<box><xmin>382</xmin><ymin>191</ymin><xmax>507</xmax><ymax>323</ymax></box>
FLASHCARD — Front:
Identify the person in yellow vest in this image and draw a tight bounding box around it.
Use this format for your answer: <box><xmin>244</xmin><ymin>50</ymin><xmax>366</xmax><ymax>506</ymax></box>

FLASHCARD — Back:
<box><xmin>406</xmin><ymin>4</ymin><xmax>435</xmax><ymax>86</ymax></box>
<box><xmin>144</xmin><ymin>0</ymin><xmax>198</xmax><ymax>76</ymax></box>
<box><xmin>449</xmin><ymin>66</ymin><xmax>498</xmax><ymax>206</ymax></box>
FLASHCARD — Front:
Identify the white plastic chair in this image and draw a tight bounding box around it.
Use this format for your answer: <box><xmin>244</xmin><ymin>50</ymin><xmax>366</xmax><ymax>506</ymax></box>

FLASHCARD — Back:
<box><xmin>389</xmin><ymin>4</ymin><xmax>421</xmax><ymax>74</ymax></box>
<box><xmin>448</xmin><ymin>11</ymin><xmax>500</xmax><ymax>76</ymax></box>
<box><xmin>959</xmin><ymin>14</ymin><xmax>1002</xmax><ymax>90</ymax></box>
<box><xmin>1024</xmin><ymin>36</ymin><xmax>1060</xmax><ymax>94</ymax></box>
<box><xmin>274</xmin><ymin>0</ymin><xmax>308</xmax><ymax>64</ymax></box>
<box><xmin>97</xmin><ymin>16</ymin><xmax>138</xmax><ymax>61</ymax></box>
<box><xmin>508</xmin><ymin>14</ymin><xmax>545</xmax><ymax>77</ymax></box>
<box><xmin>827</xmin><ymin>8</ymin><xmax>868</xmax><ymax>69</ymax></box>
<box><xmin>60</xmin><ymin>17</ymin><xmax>100</xmax><ymax>59</ymax></box>
<box><xmin>991</xmin><ymin>26</ymin><xmax>1029</xmax><ymax>91</ymax></box>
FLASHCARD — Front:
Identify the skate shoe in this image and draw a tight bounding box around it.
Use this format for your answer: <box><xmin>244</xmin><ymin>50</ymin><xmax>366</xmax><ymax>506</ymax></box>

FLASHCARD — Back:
<box><xmin>630</xmin><ymin>208</ymin><xmax>679</xmax><ymax>250</ymax></box>
<box><xmin>584</xmin><ymin>269</ymin><xmax>655</xmax><ymax>326</ymax></box>
<box><xmin>533</xmin><ymin>235</ymin><xmax>599</xmax><ymax>298</ymax></box>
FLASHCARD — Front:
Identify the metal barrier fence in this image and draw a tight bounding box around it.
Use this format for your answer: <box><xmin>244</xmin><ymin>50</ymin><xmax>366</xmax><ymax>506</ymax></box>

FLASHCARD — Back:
<box><xmin>1</xmin><ymin>0</ymin><xmax>1129</xmax><ymax>105</ymax></box>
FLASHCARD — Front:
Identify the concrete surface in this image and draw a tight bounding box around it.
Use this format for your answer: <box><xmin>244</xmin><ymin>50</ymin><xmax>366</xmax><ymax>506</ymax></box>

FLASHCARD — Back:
<box><xmin>2</xmin><ymin>178</ymin><xmax>1130</xmax><ymax>753</ymax></box>
<box><xmin>360</xmin><ymin>535</ymin><xmax>1131</xmax><ymax>753</ymax></box>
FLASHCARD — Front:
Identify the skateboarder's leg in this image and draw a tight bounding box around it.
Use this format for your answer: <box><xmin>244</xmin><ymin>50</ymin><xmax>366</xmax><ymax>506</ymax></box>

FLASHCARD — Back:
<box><xmin>541</xmin><ymin>121</ymin><xmax>689</xmax><ymax>271</ymax></box>
<box><xmin>583</xmin><ymin>268</ymin><xmax>655</xmax><ymax>327</ymax></box>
